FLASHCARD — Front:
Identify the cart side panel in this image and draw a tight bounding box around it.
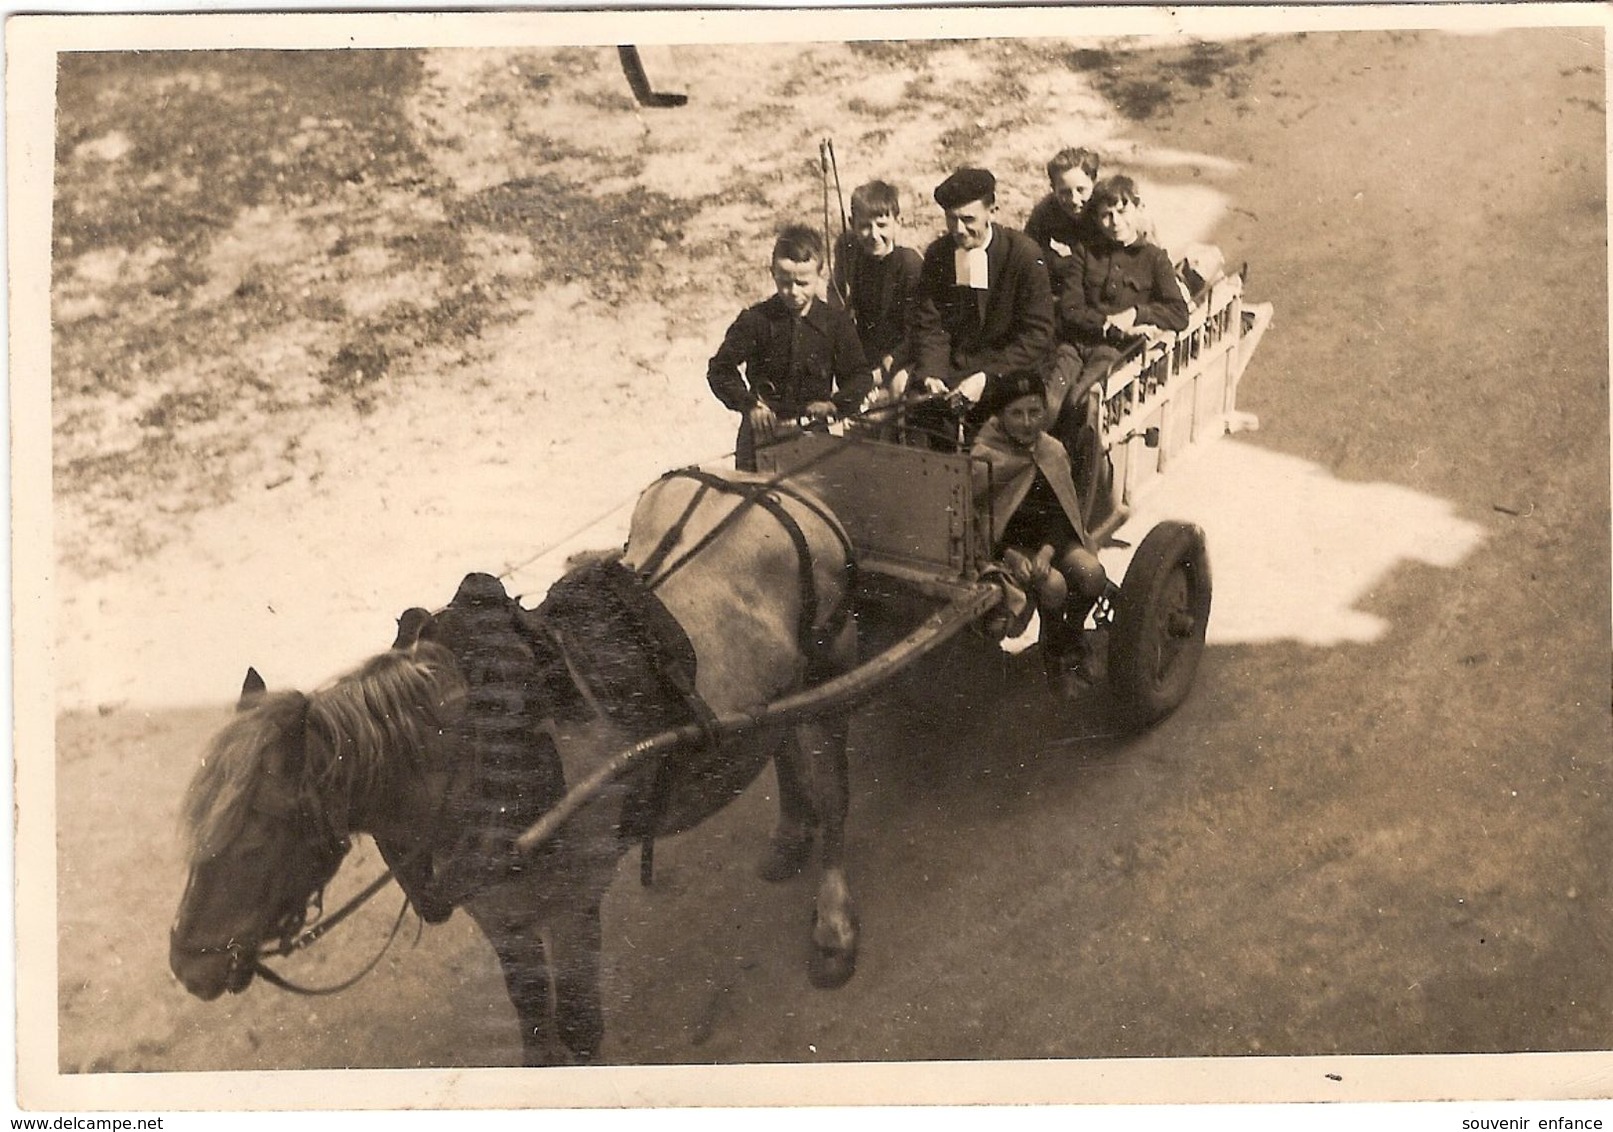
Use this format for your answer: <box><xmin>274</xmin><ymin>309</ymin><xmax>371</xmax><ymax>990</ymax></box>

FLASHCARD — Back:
<box><xmin>755</xmin><ymin>432</ymin><xmax>982</xmax><ymax>581</ymax></box>
<box><xmin>1162</xmin><ymin>376</ymin><xmax>1197</xmax><ymax>468</ymax></box>
<box><xmin>1120</xmin><ymin>400</ymin><xmax>1167</xmax><ymax>503</ymax></box>
<box><xmin>1105</xmin><ymin>272</ymin><xmax>1251</xmax><ymax>509</ymax></box>
<box><xmin>1190</xmin><ymin>284</ymin><xmax>1244</xmax><ymax>440</ymax></box>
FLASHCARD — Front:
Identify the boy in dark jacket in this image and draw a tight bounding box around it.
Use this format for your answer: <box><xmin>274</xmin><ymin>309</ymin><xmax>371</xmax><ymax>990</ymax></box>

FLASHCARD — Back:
<box><xmin>708</xmin><ymin>225</ymin><xmax>871</xmax><ymax>470</ymax></box>
<box><xmin>1024</xmin><ymin>147</ymin><xmax>1101</xmax><ymax>296</ymax></box>
<box><xmin>829</xmin><ymin>180</ymin><xmax>923</xmax><ymax>397</ymax></box>
<box><xmin>908</xmin><ymin>166</ymin><xmax>1056</xmax><ymax>447</ymax></box>
<box><xmin>1047</xmin><ymin>176</ymin><xmax>1188</xmax><ymax>455</ymax></box>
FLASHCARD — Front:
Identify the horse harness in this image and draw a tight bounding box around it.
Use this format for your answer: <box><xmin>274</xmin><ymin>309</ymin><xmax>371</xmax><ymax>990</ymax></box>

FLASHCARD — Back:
<box><xmin>426</xmin><ymin>468</ymin><xmax>858</xmax><ymax>900</ymax></box>
<box><xmin>620</xmin><ymin>467</ymin><xmax>858</xmax><ymax>879</ymax></box>
<box><xmin>637</xmin><ymin>466</ymin><xmax>858</xmax><ymax>664</ymax></box>
<box><xmin>238</xmin><ymin>468</ymin><xmax>862</xmax><ymax>982</ymax></box>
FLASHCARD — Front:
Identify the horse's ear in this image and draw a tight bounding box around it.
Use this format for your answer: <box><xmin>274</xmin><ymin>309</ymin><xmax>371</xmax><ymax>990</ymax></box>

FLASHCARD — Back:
<box><xmin>238</xmin><ymin>667</ymin><xmax>267</xmax><ymax>710</ymax></box>
<box><xmin>393</xmin><ymin>607</ymin><xmax>432</xmax><ymax>650</ymax></box>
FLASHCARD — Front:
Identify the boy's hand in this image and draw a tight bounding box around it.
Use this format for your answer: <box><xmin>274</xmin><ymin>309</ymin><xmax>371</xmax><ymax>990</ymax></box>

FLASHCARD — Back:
<box><xmin>1105</xmin><ymin>307</ymin><xmax>1138</xmax><ymax>335</ymax></box>
<box><xmin>922</xmin><ymin>377</ymin><xmax>950</xmax><ymax>397</ymax></box>
<box><xmin>748</xmin><ymin>402</ymin><xmax>778</xmax><ymax>442</ymax></box>
<box><xmin>954</xmin><ymin>372</ymin><xmax>988</xmax><ymax>404</ymax></box>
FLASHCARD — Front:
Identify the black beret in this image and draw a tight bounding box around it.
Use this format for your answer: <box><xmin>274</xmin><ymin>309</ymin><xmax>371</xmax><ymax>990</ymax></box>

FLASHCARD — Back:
<box><xmin>981</xmin><ymin>370</ymin><xmax>1046</xmax><ymax>419</ymax></box>
<box><xmin>933</xmin><ymin>167</ymin><xmax>996</xmax><ymax>210</ymax></box>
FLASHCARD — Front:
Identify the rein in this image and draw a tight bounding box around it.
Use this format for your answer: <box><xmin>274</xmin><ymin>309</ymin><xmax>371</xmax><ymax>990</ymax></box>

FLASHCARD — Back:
<box><xmin>251</xmin><ymin>880</ymin><xmax>412</xmax><ymax>996</ymax></box>
<box><xmin>171</xmin><ymin>863</ymin><xmax>413</xmax><ymax>997</ymax></box>
<box><xmin>262</xmin><ymin>865</ymin><xmax>400</xmax><ymax>959</ymax></box>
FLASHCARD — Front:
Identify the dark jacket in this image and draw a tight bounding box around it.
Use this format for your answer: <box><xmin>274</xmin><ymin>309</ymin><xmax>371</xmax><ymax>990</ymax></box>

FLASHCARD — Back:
<box><xmin>707</xmin><ymin>295</ymin><xmax>872</xmax><ymax>416</ymax></box>
<box><xmin>1024</xmin><ymin>194</ymin><xmax>1099</xmax><ymax>298</ymax></box>
<box><xmin>829</xmin><ymin>234</ymin><xmax>923</xmax><ymax>371</ymax></box>
<box><xmin>1055</xmin><ymin>236</ymin><xmax>1189</xmax><ymax>347</ymax></box>
<box><xmin>912</xmin><ymin>224</ymin><xmax>1056</xmax><ymax>385</ymax></box>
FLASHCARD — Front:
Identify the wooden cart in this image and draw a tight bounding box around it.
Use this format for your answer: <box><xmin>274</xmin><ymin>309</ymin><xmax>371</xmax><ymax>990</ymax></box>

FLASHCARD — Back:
<box><xmin>517</xmin><ymin>268</ymin><xmax>1272</xmax><ymax>853</ymax></box>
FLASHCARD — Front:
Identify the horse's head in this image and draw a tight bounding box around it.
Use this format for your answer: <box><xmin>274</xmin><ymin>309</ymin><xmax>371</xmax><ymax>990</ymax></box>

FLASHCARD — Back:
<box><xmin>169</xmin><ymin>670</ymin><xmax>353</xmax><ymax>1000</ymax></box>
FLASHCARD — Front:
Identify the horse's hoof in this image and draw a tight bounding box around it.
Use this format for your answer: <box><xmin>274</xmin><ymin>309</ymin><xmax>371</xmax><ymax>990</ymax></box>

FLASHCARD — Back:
<box><xmin>414</xmin><ymin>892</ymin><xmax>455</xmax><ymax>925</ymax></box>
<box><xmin>808</xmin><ymin>942</ymin><xmax>858</xmax><ymax>989</ymax></box>
<box><xmin>756</xmin><ymin>834</ymin><xmax>812</xmax><ymax>883</ymax></box>
<box><xmin>807</xmin><ymin>910</ymin><xmax>858</xmax><ymax>989</ymax></box>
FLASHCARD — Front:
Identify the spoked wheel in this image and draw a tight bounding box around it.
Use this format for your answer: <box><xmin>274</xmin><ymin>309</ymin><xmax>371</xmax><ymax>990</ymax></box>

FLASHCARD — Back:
<box><xmin>1107</xmin><ymin>521</ymin><xmax>1212</xmax><ymax>727</ymax></box>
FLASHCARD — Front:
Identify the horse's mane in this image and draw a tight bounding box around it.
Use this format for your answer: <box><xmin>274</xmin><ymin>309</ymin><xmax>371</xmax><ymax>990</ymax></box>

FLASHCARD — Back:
<box><xmin>181</xmin><ymin>643</ymin><xmax>466</xmax><ymax>859</ymax></box>
<box><xmin>303</xmin><ymin>641</ymin><xmax>465</xmax><ymax>804</ymax></box>
<box><xmin>181</xmin><ymin>690</ymin><xmax>310</xmax><ymax>859</ymax></box>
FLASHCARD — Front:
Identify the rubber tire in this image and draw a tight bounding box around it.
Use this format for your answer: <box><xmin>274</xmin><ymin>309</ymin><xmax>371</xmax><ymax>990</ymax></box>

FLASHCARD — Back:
<box><xmin>1108</xmin><ymin>521</ymin><xmax>1212</xmax><ymax>727</ymax></box>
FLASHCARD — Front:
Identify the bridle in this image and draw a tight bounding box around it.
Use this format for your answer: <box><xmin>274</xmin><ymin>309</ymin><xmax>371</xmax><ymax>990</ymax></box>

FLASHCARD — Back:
<box><xmin>173</xmin><ymin>745</ymin><xmax>416</xmax><ymax>997</ymax></box>
<box><xmin>249</xmin><ymin>869</ymin><xmax>412</xmax><ymax>996</ymax></box>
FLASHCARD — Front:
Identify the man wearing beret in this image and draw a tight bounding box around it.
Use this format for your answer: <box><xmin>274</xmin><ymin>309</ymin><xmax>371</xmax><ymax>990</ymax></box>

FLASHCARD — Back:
<box><xmin>905</xmin><ymin>166</ymin><xmax>1056</xmax><ymax>444</ymax></box>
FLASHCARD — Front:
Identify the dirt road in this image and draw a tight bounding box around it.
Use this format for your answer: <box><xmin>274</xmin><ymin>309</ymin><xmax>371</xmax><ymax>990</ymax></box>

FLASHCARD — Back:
<box><xmin>40</xmin><ymin>24</ymin><xmax>1609</xmax><ymax>1090</ymax></box>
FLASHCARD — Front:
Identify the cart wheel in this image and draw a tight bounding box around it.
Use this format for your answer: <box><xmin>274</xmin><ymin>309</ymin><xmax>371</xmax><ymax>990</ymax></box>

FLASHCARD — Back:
<box><xmin>1108</xmin><ymin>521</ymin><xmax>1211</xmax><ymax>726</ymax></box>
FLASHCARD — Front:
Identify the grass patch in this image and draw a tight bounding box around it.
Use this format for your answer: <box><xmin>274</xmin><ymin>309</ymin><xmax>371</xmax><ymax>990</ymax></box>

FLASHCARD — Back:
<box><xmin>1062</xmin><ymin>36</ymin><xmax>1276</xmax><ymax>121</ymax></box>
<box><xmin>54</xmin><ymin>51</ymin><xmax>428</xmax><ymax>274</ymax></box>
<box><xmin>455</xmin><ymin>175</ymin><xmax>698</xmax><ymax>299</ymax></box>
<box><xmin>846</xmin><ymin>39</ymin><xmax>967</xmax><ymax>67</ymax></box>
<box><xmin>937</xmin><ymin>122</ymin><xmax>989</xmax><ymax>155</ymax></box>
<box><xmin>136</xmin><ymin>389</ymin><xmax>224</xmax><ymax>430</ymax></box>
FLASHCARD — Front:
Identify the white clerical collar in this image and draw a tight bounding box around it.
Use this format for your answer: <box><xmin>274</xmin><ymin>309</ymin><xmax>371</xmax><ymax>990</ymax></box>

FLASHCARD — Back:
<box><xmin>954</xmin><ymin>225</ymin><xmax>993</xmax><ymax>290</ymax></box>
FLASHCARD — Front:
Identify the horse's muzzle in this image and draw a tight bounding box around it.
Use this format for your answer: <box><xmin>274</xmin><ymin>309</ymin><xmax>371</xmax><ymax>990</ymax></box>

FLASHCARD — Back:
<box><xmin>169</xmin><ymin>928</ymin><xmax>256</xmax><ymax>1000</ymax></box>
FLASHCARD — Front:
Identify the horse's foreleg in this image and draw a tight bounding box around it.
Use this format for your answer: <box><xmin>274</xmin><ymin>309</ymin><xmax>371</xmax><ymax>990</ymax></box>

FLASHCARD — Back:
<box><xmin>549</xmin><ymin>897</ymin><xmax>605</xmax><ymax>1063</ymax></box>
<box><xmin>478</xmin><ymin>915</ymin><xmax>564</xmax><ymax>1066</ymax></box>
<box><xmin>758</xmin><ymin>731</ymin><xmax>814</xmax><ymax>882</ymax></box>
<box><xmin>797</xmin><ymin>714</ymin><xmax>858</xmax><ymax>989</ymax></box>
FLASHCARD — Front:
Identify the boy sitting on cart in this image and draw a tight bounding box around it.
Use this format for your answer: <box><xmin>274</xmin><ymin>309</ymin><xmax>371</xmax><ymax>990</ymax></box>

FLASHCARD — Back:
<box><xmin>829</xmin><ymin>180</ymin><xmax>924</xmax><ymax>398</ymax></box>
<box><xmin>971</xmin><ymin>370</ymin><xmax>1109</xmax><ymax>697</ymax></box>
<box><xmin>1046</xmin><ymin>175</ymin><xmax>1188</xmax><ymax>461</ymax></box>
<box><xmin>707</xmin><ymin>225</ymin><xmax>872</xmax><ymax>471</ymax></box>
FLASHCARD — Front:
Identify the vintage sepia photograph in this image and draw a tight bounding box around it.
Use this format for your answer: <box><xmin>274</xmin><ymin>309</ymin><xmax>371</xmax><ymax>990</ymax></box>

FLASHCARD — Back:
<box><xmin>8</xmin><ymin>3</ymin><xmax>1612</xmax><ymax>1114</ymax></box>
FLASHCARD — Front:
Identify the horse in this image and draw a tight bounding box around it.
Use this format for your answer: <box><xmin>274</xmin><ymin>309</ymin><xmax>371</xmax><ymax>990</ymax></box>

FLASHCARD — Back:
<box><xmin>168</xmin><ymin>468</ymin><xmax>861</xmax><ymax>1065</ymax></box>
